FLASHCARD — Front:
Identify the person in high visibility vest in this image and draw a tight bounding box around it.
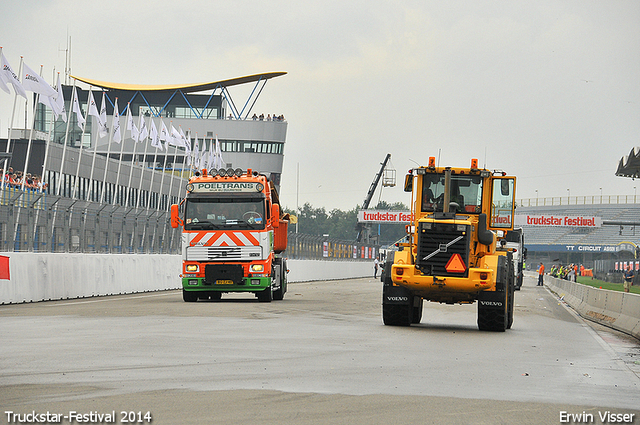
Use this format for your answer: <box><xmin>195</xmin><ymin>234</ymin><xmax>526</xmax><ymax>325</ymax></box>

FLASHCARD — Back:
<box><xmin>537</xmin><ymin>263</ymin><xmax>545</xmax><ymax>286</ymax></box>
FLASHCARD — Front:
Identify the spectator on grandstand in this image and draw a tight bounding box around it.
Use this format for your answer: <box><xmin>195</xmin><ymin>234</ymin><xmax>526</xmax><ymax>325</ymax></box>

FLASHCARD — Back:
<box><xmin>537</xmin><ymin>262</ymin><xmax>545</xmax><ymax>286</ymax></box>
<box><xmin>25</xmin><ymin>173</ymin><xmax>34</xmax><ymax>189</ymax></box>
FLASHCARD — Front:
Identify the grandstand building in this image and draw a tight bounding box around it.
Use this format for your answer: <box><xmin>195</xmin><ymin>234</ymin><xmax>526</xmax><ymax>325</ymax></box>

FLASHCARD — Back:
<box><xmin>516</xmin><ymin>202</ymin><xmax>640</xmax><ymax>276</ymax></box>
<box><xmin>2</xmin><ymin>72</ymin><xmax>287</xmax><ymax>208</ymax></box>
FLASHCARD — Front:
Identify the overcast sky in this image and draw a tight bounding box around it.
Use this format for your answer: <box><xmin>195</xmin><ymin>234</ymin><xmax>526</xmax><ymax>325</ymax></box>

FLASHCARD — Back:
<box><xmin>1</xmin><ymin>1</ymin><xmax>639</xmax><ymax>211</ymax></box>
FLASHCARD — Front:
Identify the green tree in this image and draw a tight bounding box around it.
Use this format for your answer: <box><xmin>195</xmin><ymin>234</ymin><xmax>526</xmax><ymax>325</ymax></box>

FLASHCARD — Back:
<box><xmin>284</xmin><ymin>201</ymin><xmax>409</xmax><ymax>245</ymax></box>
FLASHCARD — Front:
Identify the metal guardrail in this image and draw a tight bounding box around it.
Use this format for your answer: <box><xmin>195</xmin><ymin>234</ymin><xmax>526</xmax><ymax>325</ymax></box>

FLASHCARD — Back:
<box><xmin>1</xmin><ymin>186</ymin><xmax>380</xmax><ymax>260</ymax></box>
<box><xmin>518</xmin><ymin>195</ymin><xmax>639</xmax><ymax>207</ymax></box>
<box><xmin>286</xmin><ymin>232</ymin><xmax>380</xmax><ymax>261</ymax></box>
<box><xmin>1</xmin><ymin>186</ymin><xmax>180</xmax><ymax>254</ymax></box>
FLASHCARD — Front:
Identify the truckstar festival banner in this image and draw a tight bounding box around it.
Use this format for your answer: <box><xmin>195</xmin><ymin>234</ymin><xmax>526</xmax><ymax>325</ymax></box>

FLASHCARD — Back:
<box><xmin>357</xmin><ymin>210</ymin><xmax>413</xmax><ymax>224</ymax></box>
<box><xmin>514</xmin><ymin>214</ymin><xmax>602</xmax><ymax>228</ymax></box>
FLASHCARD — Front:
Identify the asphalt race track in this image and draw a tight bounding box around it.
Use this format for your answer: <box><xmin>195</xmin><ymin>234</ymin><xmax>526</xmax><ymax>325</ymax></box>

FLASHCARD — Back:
<box><xmin>1</xmin><ymin>275</ymin><xmax>639</xmax><ymax>425</ymax></box>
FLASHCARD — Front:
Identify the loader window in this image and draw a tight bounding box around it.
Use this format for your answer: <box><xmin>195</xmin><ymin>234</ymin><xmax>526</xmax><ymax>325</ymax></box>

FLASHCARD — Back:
<box><xmin>422</xmin><ymin>174</ymin><xmax>483</xmax><ymax>213</ymax></box>
<box><xmin>490</xmin><ymin>178</ymin><xmax>515</xmax><ymax>228</ymax></box>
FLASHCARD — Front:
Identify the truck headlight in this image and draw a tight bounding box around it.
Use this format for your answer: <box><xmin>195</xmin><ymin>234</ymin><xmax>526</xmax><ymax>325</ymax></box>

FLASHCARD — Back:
<box><xmin>186</xmin><ymin>264</ymin><xmax>199</xmax><ymax>272</ymax></box>
<box><xmin>251</xmin><ymin>264</ymin><xmax>264</xmax><ymax>272</ymax></box>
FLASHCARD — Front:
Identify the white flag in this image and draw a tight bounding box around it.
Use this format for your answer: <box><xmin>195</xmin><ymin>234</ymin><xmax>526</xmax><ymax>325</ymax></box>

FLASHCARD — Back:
<box><xmin>200</xmin><ymin>137</ymin><xmax>207</xmax><ymax>169</ymax></box>
<box><xmin>126</xmin><ymin>103</ymin><xmax>139</xmax><ymax>142</ymax></box>
<box><xmin>38</xmin><ymin>73</ymin><xmax>65</xmax><ymax>120</ymax></box>
<box><xmin>151</xmin><ymin>119</ymin><xmax>164</xmax><ymax>151</ymax></box>
<box><xmin>55</xmin><ymin>74</ymin><xmax>66</xmax><ymax>122</ymax></box>
<box><xmin>192</xmin><ymin>135</ymin><xmax>200</xmax><ymax>169</ymax></box>
<box><xmin>0</xmin><ymin>52</ymin><xmax>27</xmax><ymax>99</ymax></box>
<box><xmin>112</xmin><ymin>98</ymin><xmax>121</xmax><ymax>144</ymax></box>
<box><xmin>22</xmin><ymin>63</ymin><xmax>57</xmax><ymax>98</ymax></box>
<box><xmin>169</xmin><ymin>124</ymin><xmax>183</xmax><ymax>147</ymax></box>
<box><xmin>0</xmin><ymin>67</ymin><xmax>10</xmax><ymax>94</ymax></box>
<box><xmin>98</xmin><ymin>92</ymin><xmax>108</xmax><ymax>138</ymax></box>
<box><xmin>215</xmin><ymin>135</ymin><xmax>224</xmax><ymax>169</ymax></box>
<box><xmin>71</xmin><ymin>86</ymin><xmax>86</xmax><ymax>130</ymax></box>
<box><xmin>208</xmin><ymin>137</ymin><xmax>215</xmax><ymax>169</ymax></box>
<box><xmin>138</xmin><ymin>113</ymin><xmax>148</xmax><ymax>142</ymax></box>
<box><xmin>87</xmin><ymin>90</ymin><xmax>100</xmax><ymax>121</ymax></box>
<box><xmin>179</xmin><ymin>126</ymin><xmax>190</xmax><ymax>154</ymax></box>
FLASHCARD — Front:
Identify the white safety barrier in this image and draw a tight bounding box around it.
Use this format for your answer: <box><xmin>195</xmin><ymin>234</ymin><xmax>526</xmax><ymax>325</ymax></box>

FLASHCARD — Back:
<box><xmin>0</xmin><ymin>253</ymin><xmax>375</xmax><ymax>304</ymax></box>
<box><xmin>544</xmin><ymin>275</ymin><xmax>640</xmax><ymax>341</ymax></box>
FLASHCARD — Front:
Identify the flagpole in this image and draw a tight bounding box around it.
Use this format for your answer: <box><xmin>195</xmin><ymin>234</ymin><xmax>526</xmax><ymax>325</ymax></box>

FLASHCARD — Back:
<box><xmin>141</xmin><ymin>117</ymin><xmax>160</xmax><ymax>252</ymax></box>
<box><xmin>19</xmin><ymin>65</ymin><xmax>46</xmax><ymax>191</ymax></box>
<box><xmin>156</xmin><ymin>145</ymin><xmax>169</xmax><ymax>211</ymax></box>
<box><xmin>34</xmin><ymin>72</ymin><xmax>61</xmax><ymax>246</ymax></box>
<box><xmin>1</xmin><ymin>55</ymin><xmax>23</xmax><ymax>189</ymax></box>
<box><xmin>70</xmin><ymin>85</ymin><xmax>91</xmax><ymax>200</ymax></box>
<box><xmin>143</xmin><ymin>117</ymin><xmax>162</xmax><ymax>212</ymax></box>
<box><xmin>86</xmin><ymin>91</ymin><xmax>106</xmax><ymax>202</ymax></box>
<box><xmin>49</xmin><ymin>78</ymin><xmax>76</xmax><ymax>246</ymax></box>
<box><xmin>125</xmin><ymin>120</ymin><xmax>139</xmax><ymax>209</ymax></box>
<box><xmin>56</xmin><ymin>79</ymin><xmax>77</xmax><ymax>197</ymax></box>
<box><xmin>112</xmin><ymin>102</ymin><xmax>129</xmax><ymax>206</ymax></box>
<box><xmin>150</xmin><ymin>127</ymin><xmax>169</xmax><ymax>250</ymax></box>
<box><xmin>40</xmin><ymin>72</ymin><xmax>63</xmax><ymax>194</ymax></box>
<box><xmin>99</xmin><ymin>97</ymin><xmax>117</xmax><ymax>204</ymax></box>
<box><xmin>139</xmin><ymin>117</ymin><xmax>157</xmax><ymax>209</ymax></box>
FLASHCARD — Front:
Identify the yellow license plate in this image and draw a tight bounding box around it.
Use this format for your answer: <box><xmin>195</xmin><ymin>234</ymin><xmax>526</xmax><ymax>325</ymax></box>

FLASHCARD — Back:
<box><xmin>216</xmin><ymin>280</ymin><xmax>234</xmax><ymax>285</ymax></box>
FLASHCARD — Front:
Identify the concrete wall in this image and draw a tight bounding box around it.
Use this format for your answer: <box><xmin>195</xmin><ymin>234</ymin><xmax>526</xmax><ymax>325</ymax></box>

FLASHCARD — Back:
<box><xmin>0</xmin><ymin>253</ymin><xmax>374</xmax><ymax>304</ymax></box>
<box><xmin>544</xmin><ymin>274</ymin><xmax>640</xmax><ymax>340</ymax></box>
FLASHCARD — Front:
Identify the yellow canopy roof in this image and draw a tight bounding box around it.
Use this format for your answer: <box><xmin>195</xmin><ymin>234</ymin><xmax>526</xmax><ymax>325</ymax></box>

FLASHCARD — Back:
<box><xmin>70</xmin><ymin>72</ymin><xmax>287</xmax><ymax>93</ymax></box>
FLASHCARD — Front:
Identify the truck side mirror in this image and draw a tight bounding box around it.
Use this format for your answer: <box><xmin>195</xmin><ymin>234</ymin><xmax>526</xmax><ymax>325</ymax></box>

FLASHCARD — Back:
<box><xmin>501</xmin><ymin>179</ymin><xmax>511</xmax><ymax>196</ymax></box>
<box><xmin>170</xmin><ymin>204</ymin><xmax>181</xmax><ymax>228</ymax></box>
<box><xmin>271</xmin><ymin>203</ymin><xmax>280</xmax><ymax>228</ymax></box>
<box><xmin>404</xmin><ymin>174</ymin><xmax>413</xmax><ymax>192</ymax></box>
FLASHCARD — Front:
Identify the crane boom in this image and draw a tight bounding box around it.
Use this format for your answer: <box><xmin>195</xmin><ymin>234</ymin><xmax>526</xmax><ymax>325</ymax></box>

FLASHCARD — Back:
<box><xmin>355</xmin><ymin>154</ymin><xmax>391</xmax><ymax>242</ymax></box>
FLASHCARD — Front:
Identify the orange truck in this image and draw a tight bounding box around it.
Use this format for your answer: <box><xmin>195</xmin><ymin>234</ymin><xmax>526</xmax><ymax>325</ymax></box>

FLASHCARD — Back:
<box><xmin>171</xmin><ymin>168</ymin><xmax>289</xmax><ymax>302</ymax></box>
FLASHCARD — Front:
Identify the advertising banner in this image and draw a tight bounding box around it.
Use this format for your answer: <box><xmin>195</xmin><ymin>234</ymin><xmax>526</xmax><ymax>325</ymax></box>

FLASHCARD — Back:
<box><xmin>357</xmin><ymin>210</ymin><xmax>413</xmax><ymax>224</ymax></box>
<box><xmin>514</xmin><ymin>214</ymin><xmax>602</xmax><ymax>228</ymax></box>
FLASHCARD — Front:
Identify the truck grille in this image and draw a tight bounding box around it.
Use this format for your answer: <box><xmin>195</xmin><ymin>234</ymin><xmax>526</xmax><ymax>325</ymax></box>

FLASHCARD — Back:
<box><xmin>416</xmin><ymin>222</ymin><xmax>469</xmax><ymax>277</ymax></box>
<box><xmin>186</xmin><ymin>246</ymin><xmax>262</xmax><ymax>261</ymax></box>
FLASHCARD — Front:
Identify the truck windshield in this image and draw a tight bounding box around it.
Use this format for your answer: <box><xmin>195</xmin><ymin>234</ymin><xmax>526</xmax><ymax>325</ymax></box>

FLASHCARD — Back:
<box><xmin>184</xmin><ymin>197</ymin><xmax>266</xmax><ymax>230</ymax></box>
<box><xmin>421</xmin><ymin>174</ymin><xmax>483</xmax><ymax>213</ymax></box>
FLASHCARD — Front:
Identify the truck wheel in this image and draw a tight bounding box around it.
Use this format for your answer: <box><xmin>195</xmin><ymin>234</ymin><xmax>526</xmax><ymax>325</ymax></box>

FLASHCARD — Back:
<box><xmin>382</xmin><ymin>260</ymin><xmax>412</xmax><ymax>326</ymax></box>
<box><xmin>477</xmin><ymin>256</ymin><xmax>509</xmax><ymax>332</ymax></box>
<box><xmin>257</xmin><ymin>286</ymin><xmax>272</xmax><ymax>302</ymax></box>
<box><xmin>383</xmin><ymin>304</ymin><xmax>412</xmax><ymax>326</ymax></box>
<box><xmin>507</xmin><ymin>254</ymin><xmax>515</xmax><ymax>329</ymax></box>
<box><xmin>183</xmin><ymin>290</ymin><xmax>198</xmax><ymax>302</ymax></box>
<box><xmin>210</xmin><ymin>292</ymin><xmax>222</xmax><ymax>301</ymax></box>
<box><xmin>477</xmin><ymin>300</ymin><xmax>507</xmax><ymax>331</ymax></box>
<box><xmin>272</xmin><ymin>258</ymin><xmax>286</xmax><ymax>301</ymax></box>
<box><xmin>412</xmin><ymin>297</ymin><xmax>423</xmax><ymax>324</ymax></box>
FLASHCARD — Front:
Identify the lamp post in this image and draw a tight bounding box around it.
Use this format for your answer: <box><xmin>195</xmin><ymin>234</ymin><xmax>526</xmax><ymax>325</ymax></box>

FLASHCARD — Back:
<box><xmin>535</xmin><ymin>189</ymin><xmax>538</xmax><ymax>206</ymax></box>
<box><xmin>566</xmin><ymin>189</ymin><xmax>570</xmax><ymax>204</ymax></box>
<box><xmin>634</xmin><ymin>186</ymin><xmax>637</xmax><ymax>204</ymax></box>
<box><xmin>599</xmin><ymin>187</ymin><xmax>602</xmax><ymax>203</ymax></box>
